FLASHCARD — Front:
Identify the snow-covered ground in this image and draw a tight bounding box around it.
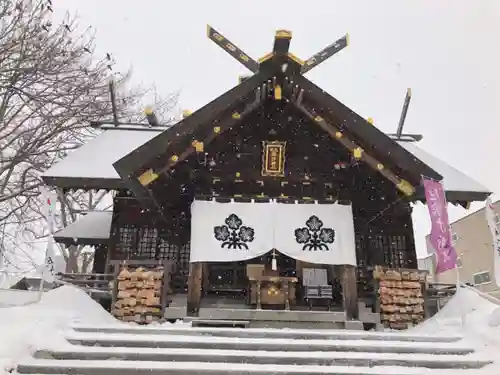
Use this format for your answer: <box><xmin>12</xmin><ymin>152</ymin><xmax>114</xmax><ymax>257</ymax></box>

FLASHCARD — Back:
<box><xmin>1</xmin><ymin>284</ymin><xmax>500</xmax><ymax>374</ymax></box>
<box><xmin>410</xmin><ymin>285</ymin><xmax>500</xmax><ymax>372</ymax></box>
<box><xmin>0</xmin><ymin>286</ymin><xmax>118</xmax><ymax>374</ymax></box>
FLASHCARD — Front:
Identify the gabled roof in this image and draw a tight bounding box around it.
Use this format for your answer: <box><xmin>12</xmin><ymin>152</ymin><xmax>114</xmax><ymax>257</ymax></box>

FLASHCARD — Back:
<box><xmin>53</xmin><ymin>211</ymin><xmax>112</xmax><ymax>245</ymax></box>
<box><xmin>44</xmin><ymin>28</ymin><xmax>490</xmax><ymax>204</ymax></box>
<box><xmin>42</xmin><ymin>126</ymin><xmax>164</xmax><ymax>190</ymax></box>
<box><xmin>113</xmin><ymin>30</ymin><xmax>443</xmax><ymax>200</ymax></box>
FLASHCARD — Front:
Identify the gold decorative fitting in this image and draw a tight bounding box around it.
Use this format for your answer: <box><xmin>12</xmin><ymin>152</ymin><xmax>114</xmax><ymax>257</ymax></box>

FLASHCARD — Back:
<box><xmin>182</xmin><ymin>110</ymin><xmax>192</xmax><ymax>118</ymax></box>
<box><xmin>258</xmin><ymin>52</ymin><xmax>274</xmax><ymax>63</ymax></box>
<box><xmin>287</xmin><ymin>52</ymin><xmax>304</xmax><ymax>65</ymax></box>
<box><xmin>267</xmin><ymin>285</ymin><xmax>280</xmax><ymax>296</ymax></box>
<box><xmin>303</xmin><ymin>196</ymin><xmax>312</xmax><ymax>200</ymax></box>
<box><xmin>353</xmin><ymin>147</ymin><xmax>363</xmax><ymax>159</ymax></box>
<box><xmin>346</xmin><ymin>33</ymin><xmax>350</xmax><ymax>46</ymax></box>
<box><xmin>335</xmin><ymin>132</ymin><xmax>343</xmax><ymax>138</ymax></box>
<box><xmin>280</xmin><ymin>193</ymin><xmax>288</xmax><ymax>198</ymax></box>
<box><xmin>170</xmin><ymin>155</ymin><xmax>179</xmax><ymax>162</ymax></box>
<box><xmin>192</xmin><ymin>140</ymin><xmax>204</xmax><ymax>152</ymax></box>
<box><xmin>274</xmin><ymin>84</ymin><xmax>282</xmax><ymax>100</ymax></box>
<box><xmin>233</xmin><ymin>194</ymin><xmax>243</xmax><ymax>198</ymax></box>
<box><xmin>314</xmin><ymin>116</ymin><xmax>323</xmax><ymax>122</ymax></box>
<box><xmin>377</xmin><ymin>163</ymin><xmax>384</xmax><ymax>170</ymax></box>
<box><xmin>235</xmin><ymin>172</ymin><xmax>241</xmax><ymax>178</ymax></box>
<box><xmin>367</xmin><ymin>117</ymin><xmax>374</xmax><ymax>125</ymax></box>
<box><xmin>232</xmin><ymin>112</ymin><xmax>241</xmax><ymax>119</ymax></box>
<box><xmin>397</xmin><ymin>179</ymin><xmax>415</xmax><ymax>196</ymax></box>
<box><xmin>137</xmin><ymin>169</ymin><xmax>159</xmax><ymax>187</ymax></box>
<box><xmin>465</xmin><ymin>201</ymin><xmax>471</xmax><ymax>209</ymax></box>
<box><xmin>144</xmin><ymin>107</ymin><xmax>153</xmax><ymax>115</ymax></box>
<box><xmin>213</xmin><ymin>126</ymin><xmax>221</xmax><ymax>133</ymax></box>
<box><xmin>275</xmin><ymin>29</ymin><xmax>292</xmax><ymax>39</ymax></box>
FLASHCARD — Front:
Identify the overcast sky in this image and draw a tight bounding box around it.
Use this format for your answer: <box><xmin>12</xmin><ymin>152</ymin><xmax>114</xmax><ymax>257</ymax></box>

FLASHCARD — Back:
<box><xmin>55</xmin><ymin>0</ymin><xmax>500</xmax><ymax>258</ymax></box>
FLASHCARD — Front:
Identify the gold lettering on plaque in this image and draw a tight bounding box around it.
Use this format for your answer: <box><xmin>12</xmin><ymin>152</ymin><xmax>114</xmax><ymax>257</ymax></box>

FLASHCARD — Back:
<box><xmin>262</xmin><ymin>141</ymin><xmax>286</xmax><ymax>177</ymax></box>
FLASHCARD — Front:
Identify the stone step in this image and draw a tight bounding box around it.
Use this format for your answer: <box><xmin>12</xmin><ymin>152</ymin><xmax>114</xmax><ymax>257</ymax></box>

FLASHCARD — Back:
<box><xmin>65</xmin><ymin>332</ymin><xmax>474</xmax><ymax>355</ymax></box>
<box><xmin>17</xmin><ymin>358</ymin><xmax>488</xmax><ymax>375</ymax></box>
<box><xmin>71</xmin><ymin>324</ymin><xmax>463</xmax><ymax>343</ymax></box>
<box><xmin>34</xmin><ymin>346</ymin><xmax>492</xmax><ymax>369</ymax></box>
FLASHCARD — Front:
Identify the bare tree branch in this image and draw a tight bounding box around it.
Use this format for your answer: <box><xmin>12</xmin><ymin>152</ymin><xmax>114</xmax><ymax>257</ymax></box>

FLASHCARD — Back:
<box><xmin>0</xmin><ymin>0</ymin><xmax>179</xmax><ymax>274</ymax></box>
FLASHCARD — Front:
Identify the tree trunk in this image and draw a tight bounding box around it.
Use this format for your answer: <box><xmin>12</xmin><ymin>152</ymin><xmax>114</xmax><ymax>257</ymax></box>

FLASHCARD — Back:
<box><xmin>65</xmin><ymin>247</ymin><xmax>79</xmax><ymax>273</ymax></box>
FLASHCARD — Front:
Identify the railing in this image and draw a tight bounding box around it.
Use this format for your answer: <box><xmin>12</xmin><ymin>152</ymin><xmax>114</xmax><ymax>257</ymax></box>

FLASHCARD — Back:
<box><xmin>54</xmin><ymin>272</ymin><xmax>114</xmax><ymax>299</ymax></box>
<box><xmin>425</xmin><ymin>282</ymin><xmax>457</xmax><ymax>316</ymax></box>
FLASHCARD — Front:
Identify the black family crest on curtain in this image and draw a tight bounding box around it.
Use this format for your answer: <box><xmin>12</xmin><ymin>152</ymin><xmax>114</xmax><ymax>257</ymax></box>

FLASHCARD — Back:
<box><xmin>214</xmin><ymin>214</ymin><xmax>255</xmax><ymax>249</ymax></box>
<box><xmin>295</xmin><ymin>215</ymin><xmax>335</xmax><ymax>251</ymax></box>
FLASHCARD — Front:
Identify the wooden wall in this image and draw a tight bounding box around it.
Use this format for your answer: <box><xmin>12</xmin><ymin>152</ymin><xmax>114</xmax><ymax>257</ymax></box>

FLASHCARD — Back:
<box><xmin>105</xmin><ymin>99</ymin><xmax>418</xmax><ymax>299</ymax></box>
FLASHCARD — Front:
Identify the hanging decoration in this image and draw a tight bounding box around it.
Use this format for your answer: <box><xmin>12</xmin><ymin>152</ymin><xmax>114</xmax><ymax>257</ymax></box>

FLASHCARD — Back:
<box><xmin>190</xmin><ymin>200</ymin><xmax>357</xmax><ymax>266</ymax></box>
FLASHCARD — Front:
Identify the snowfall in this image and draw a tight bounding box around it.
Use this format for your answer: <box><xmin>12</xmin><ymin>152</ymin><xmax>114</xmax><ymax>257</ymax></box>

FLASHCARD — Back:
<box><xmin>1</xmin><ymin>285</ymin><xmax>500</xmax><ymax>374</ymax></box>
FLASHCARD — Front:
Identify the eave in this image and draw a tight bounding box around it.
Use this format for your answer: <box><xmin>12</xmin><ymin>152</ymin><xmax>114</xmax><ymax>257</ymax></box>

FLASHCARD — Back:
<box><xmin>290</xmin><ymin>74</ymin><xmax>443</xmax><ymax>184</ymax></box>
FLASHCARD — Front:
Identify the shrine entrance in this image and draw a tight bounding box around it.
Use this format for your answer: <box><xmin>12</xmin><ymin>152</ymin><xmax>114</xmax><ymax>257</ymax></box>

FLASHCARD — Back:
<box><xmin>186</xmin><ymin>199</ymin><xmax>355</xmax><ymax>314</ymax></box>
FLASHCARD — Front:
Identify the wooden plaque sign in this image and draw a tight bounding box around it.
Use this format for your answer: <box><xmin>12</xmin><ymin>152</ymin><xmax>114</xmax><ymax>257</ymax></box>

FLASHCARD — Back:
<box><xmin>262</xmin><ymin>141</ymin><xmax>286</xmax><ymax>177</ymax></box>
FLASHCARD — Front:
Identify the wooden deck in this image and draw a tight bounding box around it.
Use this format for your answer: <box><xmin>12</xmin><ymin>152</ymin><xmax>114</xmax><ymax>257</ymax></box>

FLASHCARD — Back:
<box><xmin>164</xmin><ymin>294</ymin><xmax>381</xmax><ymax>330</ymax></box>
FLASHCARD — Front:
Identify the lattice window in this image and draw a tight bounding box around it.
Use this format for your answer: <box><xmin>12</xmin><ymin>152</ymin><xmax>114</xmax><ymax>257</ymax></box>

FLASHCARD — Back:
<box><xmin>135</xmin><ymin>227</ymin><xmax>158</xmax><ymax>259</ymax></box>
<box><xmin>115</xmin><ymin>225</ymin><xmax>136</xmax><ymax>259</ymax></box>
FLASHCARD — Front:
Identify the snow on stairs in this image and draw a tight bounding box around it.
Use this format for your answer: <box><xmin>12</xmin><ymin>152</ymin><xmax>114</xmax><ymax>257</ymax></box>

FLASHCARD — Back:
<box><xmin>17</xmin><ymin>324</ymin><xmax>493</xmax><ymax>375</ymax></box>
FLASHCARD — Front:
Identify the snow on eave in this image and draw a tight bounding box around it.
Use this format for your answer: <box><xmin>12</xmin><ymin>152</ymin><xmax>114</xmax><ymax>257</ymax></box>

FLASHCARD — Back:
<box><xmin>42</xmin><ymin>126</ymin><xmax>163</xmax><ymax>186</ymax></box>
<box><xmin>53</xmin><ymin>211</ymin><xmax>112</xmax><ymax>244</ymax></box>
<box><xmin>396</xmin><ymin>140</ymin><xmax>491</xmax><ymax>197</ymax></box>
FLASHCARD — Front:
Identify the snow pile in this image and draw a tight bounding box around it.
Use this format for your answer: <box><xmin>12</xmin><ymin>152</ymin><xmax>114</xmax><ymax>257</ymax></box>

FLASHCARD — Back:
<box><xmin>0</xmin><ymin>285</ymin><xmax>117</xmax><ymax>374</ymax></box>
<box><xmin>411</xmin><ymin>286</ymin><xmax>500</xmax><ymax>358</ymax></box>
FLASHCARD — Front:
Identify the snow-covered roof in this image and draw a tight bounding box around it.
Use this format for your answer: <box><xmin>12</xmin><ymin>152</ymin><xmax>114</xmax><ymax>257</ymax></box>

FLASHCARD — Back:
<box><xmin>42</xmin><ymin>123</ymin><xmax>490</xmax><ymax>201</ymax></box>
<box><xmin>397</xmin><ymin>141</ymin><xmax>491</xmax><ymax>201</ymax></box>
<box><xmin>53</xmin><ymin>211</ymin><xmax>112</xmax><ymax>245</ymax></box>
<box><xmin>42</xmin><ymin>126</ymin><xmax>163</xmax><ymax>189</ymax></box>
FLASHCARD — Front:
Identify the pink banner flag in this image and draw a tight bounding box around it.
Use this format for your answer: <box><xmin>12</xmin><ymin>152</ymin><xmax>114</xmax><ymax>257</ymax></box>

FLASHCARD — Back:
<box><xmin>423</xmin><ymin>177</ymin><xmax>457</xmax><ymax>274</ymax></box>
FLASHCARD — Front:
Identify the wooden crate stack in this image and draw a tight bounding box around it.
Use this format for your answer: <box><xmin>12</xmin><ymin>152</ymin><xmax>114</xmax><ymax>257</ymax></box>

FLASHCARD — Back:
<box><xmin>373</xmin><ymin>266</ymin><xmax>427</xmax><ymax>330</ymax></box>
<box><xmin>112</xmin><ymin>266</ymin><xmax>165</xmax><ymax>324</ymax></box>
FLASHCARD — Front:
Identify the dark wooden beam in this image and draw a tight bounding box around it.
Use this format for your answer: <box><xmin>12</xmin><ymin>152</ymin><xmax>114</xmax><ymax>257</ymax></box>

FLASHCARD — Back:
<box><xmin>207</xmin><ymin>25</ymin><xmax>259</xmax><ymax>73</ymax></box>
<box><xmin>137</xmin><ymin>88</ymin><xmax>263</xmax><ymax>186</ymax></box>
<box><xmin>396</xmin><ymin>88</ymin><xmax>412</xmax><ymax>138</ymax></box>
<box><xmin>114</xmin><ymin>70</ymin><xmax>273</xmax><ymax>182</ymax></box>
<box><xmin>301</xmin><ymin>34</ymin><xmax>349</xmax><ymax>75</ymax></box>
<box><xmin>292</xmin><ymin>94</ymin><xmax>416</xmax><ymax>197</ymax></box>
<box><xmin>290</xmin><ymin>74</ymin><xmax>443</xmax><ymax>182</ymax></box>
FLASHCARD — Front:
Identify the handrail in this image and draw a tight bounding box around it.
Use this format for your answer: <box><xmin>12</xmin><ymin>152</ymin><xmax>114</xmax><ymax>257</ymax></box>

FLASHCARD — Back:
<box><xmin>458</xmin><ymin>282</ymin><xmax>500</xmax><ymax>306</ymax></box>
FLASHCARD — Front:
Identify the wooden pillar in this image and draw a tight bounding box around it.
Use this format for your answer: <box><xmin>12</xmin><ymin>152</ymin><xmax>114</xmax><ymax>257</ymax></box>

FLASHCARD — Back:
<box><xmin>92</xmin><ymin>244</ymin><xmax>108</xmax><ymax>274</ymax></box>
<box><xmin>187</xmin><ymin>262</ymin><xmax>203</xmax><ymax>316</ymax></box>
<box><xmin>341</xmin><ymin>265</ymin><xmax>359</xmax><ymax>320</ymax></box>
<box><xmin>202</xmin><ymin>263</ymin><xmax>210</xmax><ymax>296</ymax></box>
